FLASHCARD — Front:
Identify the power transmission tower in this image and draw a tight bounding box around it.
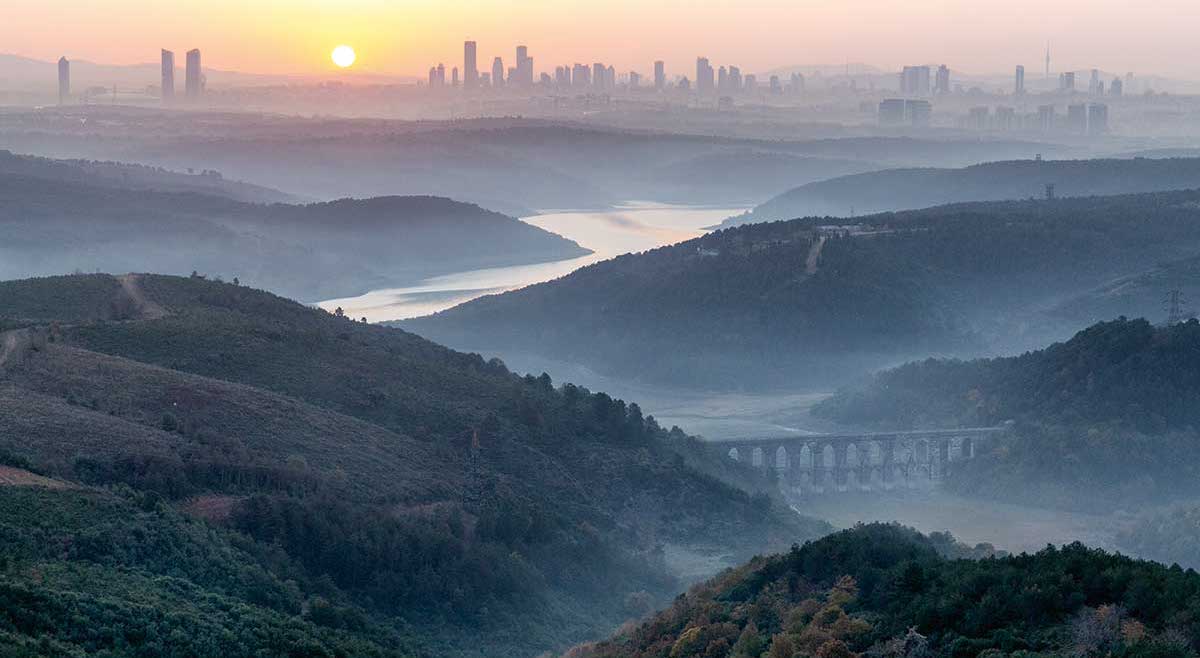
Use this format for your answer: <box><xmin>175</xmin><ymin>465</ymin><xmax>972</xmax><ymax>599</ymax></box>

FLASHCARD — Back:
<box><xmin>1165</xmin><ymin>289</ymin><xmax>1188</xmax><ymax>326</ymax></box>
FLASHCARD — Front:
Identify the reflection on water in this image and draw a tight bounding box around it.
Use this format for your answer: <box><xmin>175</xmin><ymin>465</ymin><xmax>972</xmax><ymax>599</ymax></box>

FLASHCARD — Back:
<box><xmin>319</xmin><ymin>202</ymin><xmax>744</xmax><ymax>321</ymax></box>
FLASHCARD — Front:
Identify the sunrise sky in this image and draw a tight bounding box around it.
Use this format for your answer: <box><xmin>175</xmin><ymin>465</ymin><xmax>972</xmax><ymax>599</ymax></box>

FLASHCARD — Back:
<box><xmin>8</xmin><ymin>0</ymin><xmax>1200</xmax><ymax>80</ymax></box>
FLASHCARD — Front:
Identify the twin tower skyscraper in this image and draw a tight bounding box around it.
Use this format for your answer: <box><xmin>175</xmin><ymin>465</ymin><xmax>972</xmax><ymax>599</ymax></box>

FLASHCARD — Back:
<box><xmin>161</xmin><ymin>48</ymin><xmax>203</xmax><ymax>103</ymax></box>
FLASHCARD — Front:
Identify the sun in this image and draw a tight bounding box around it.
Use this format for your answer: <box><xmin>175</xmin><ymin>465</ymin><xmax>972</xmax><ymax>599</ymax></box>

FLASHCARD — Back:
<box><xmin>331</xmin><ymin>45</ymin><xmax>356</xmax><ymax>68</ymax></box>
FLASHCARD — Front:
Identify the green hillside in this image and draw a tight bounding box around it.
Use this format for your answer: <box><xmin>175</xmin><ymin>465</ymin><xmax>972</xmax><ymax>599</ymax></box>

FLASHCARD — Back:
<box><xmin>408</xmin><ymin>190</ymin><xmax>1200</xmax><ymax>391</ymax></box>
<box><xmin>573</xmin><ymin>523</ymin><xmax>1200</xmax><ymax>658</ymax></box>
<box><xmin>0</xmin><ymin>274</ymin><xmax>829</xmax><ymax>657</ymax></box>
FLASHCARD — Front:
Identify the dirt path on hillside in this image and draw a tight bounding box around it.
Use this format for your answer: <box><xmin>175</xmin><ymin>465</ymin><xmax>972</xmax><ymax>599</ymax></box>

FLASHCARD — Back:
<box><xmin>0</xmin><ymin>465</ymin><xmax>70</xmax><ymax>489</ymax></box>
<box><xmin>0</xmin><ymin>330</ymin><xmax>28</xmax><ymax>368</ymax></box>
<box><xmin>805</xmin><ymin>235</ymin><xmax>827</xmax><ymax>275</ymax></box>
<box><xmin>118</xmin><ymin>274</ymin><xmax>169</xmax><ymax>320</ymax></box>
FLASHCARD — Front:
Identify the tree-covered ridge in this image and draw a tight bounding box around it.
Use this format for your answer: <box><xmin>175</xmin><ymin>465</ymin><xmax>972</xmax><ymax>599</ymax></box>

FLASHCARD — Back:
<box><xmin>409</xmin><ymin>190</ymin><xmax>1200</xmax><ymax>390</ymax></box>
<box><xmin>719</xmin><ymin>157</ymin><xmax>1200</xmax><ymax>228</ymax></box>
<box><xmin>574</xmin><ymin>523</ymin><xmax>1200</xmax><ymax>658</ymax></box>
<box><xmin>0</xmin><ymin>274</ymin><xmax>829</xmax><ymax>657</ymax></box>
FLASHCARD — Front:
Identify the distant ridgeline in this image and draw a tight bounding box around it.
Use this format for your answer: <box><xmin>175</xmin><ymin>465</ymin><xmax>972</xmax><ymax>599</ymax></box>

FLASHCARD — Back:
<box><xmin>815</xmin><ymin>318</ymin><xmax>1200</xmax><ymax>509</ymax></box>
<box><xmin>0</xmin><ymin>274</ymin><xmax>828</xmax><ymax>657</ymax></box>
<box><xmin>717</xmin><ymin>157</ymin><xmax>1200</xmax><ymax>229</ymax></box>
<box><xmin>408</xmin><ymin>189</ymin><xmax>1200</xmax><ymax>391</ymax></box>
<box><xmin>0</xmin><ymin>151</ymin><xmax>589</xmax><ymax>301</ymax></box>
<box><xmin>575</xmin><ymin>523</ymin><xmax>1200</xmax><ymax>658</ymax></box>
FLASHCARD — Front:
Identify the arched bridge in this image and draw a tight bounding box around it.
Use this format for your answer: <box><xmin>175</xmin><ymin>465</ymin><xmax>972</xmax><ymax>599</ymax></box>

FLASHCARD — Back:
<box><xmin>709</xmin><ymin>427</ymin><xmax>1008</xmax><ymax>494</ymax></box>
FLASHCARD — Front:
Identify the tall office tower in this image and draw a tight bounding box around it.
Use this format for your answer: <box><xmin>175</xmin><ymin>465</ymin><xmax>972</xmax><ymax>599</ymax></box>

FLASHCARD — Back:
<box><xmin>572</xmin><ymin>63</ymin><xmax>590</xmax><ymax>87</ymax></box>
<box><xmin>1087</xmin><ymin>103</ymin><xmax>1109</xmax><ymax>135</ymax></box>
<box><xmin>628</xmin><ymin>71</ymin><xmax>641</xmax><ymax>88</ymax></box>
<box><xmin>696</xmin><ymin>57</ymin><xmax>714</xmax><ymax>93</ymax></box>
<box><xmin>452</xmin><ymin>67</ymin><xmax>460</xmax><ymax>87</ymax></box>
<box><xmin>436</xmin><ymin>63</ymin><xmax>445</xmax><ymax>86</ymax></box>
<box><xmin>935</xmin><ymin>65</ymin><xmax>950</xmax><ymax>94</ymax></box>
<box><xmin>717</xmin><ymin>66</ymin><xmax>727</xmax><ymax>91</ymax></box>
<box><xmin>769</xmin><ymin>75</ymin><xmax>781</xmax><ymax>94</ymax></box>
<box><xmin>1059</xmin><ymin>71</ymin><xmax>1075</xmax><ymax>92</ymax></box>
<box><xmin>161</xmin><ymin>50</ymin><xmax>175</xmax><ymax>103</ymax></box>
<box><xmin>654</xmin><ymin>61</ymin><xmax>665</xmax><ymax>91</ymax></box>
<box><xmin>463</xmin><ymin>41</ymin><xmax>478</xmax><ymax>88</ymax></box>
<box><xmin>900</xmin><ymin>66</ymin><xmax>931</xmax><ymax>95</ymax></box>
<box><xmin>492</xmin><ymin>57</ymin><xmax>505</xmax><ymax>87</ymax></box>
<box><xmin>1110</xmin><ymin>77</ymin><xmax>1123</xmax><ymax>97</ymax></box>
<box><xmin>1015</xmin><ymin>65</ymin><xmax>1026</xmax><ymax>96</ymax></box>
<box><xmin>185</xmin><ymin>49</ymin><xmax>202</xmax><ymax>100</ymax></box>
<box><xmin>592</xmin><ymin>63</ymin><xmax>606</xmax><ymax>89</ymax></box>
<box><xmin>606</xmin><ymin>65</ymin><xmax>615</xmax><ymax>89</ymax></box>
<box><xmin>729</xmin><ymin>66</ymin><xmax>742</xmax><ymax>91</ymax></box>
<box><xmin>878</xmin><ymin>98</ymin><xmax>907</xmax><ymax>124</ymax></box>
<box><xmin>515</xmin><ymin>45</ymin><xmax>533</xmax><ymax>86</ymax></box>
<box><xmin>1088</xmin><ymin>69</ymin><xmax>1100</xmax><ymax>95</ymax></box>
<box><xmin>57</xmin><ymin>57</ymin><xmax>70</xmax><ymax>105</ymax></box>
<box><xmin>743</xmin><ymin>74</ymin><xmax>756</xmax><ymax>92</ymax></box>
<box><xmin>1037</xmin><ymin>104</ymin><xmax>1055</xmax><ymax>132</ymax></box>
<box><xmin>790</xmin><ymin>72</ymin><xmax>805</xmax><ymax>93</ymax></box>
<box><xmin>1066</xmin><ymin>103</ymin><xmax>1087</xmax><ymax>133</ymax></box>
<box><xmin>428</xmin><ymin>66</ymin><xmax>438</xmax><ymax>86</ymax></box>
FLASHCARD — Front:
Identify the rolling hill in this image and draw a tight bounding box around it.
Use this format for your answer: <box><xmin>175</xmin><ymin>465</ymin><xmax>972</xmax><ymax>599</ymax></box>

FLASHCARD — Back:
<box><xmin>406</xmin><ymin>190</ymin><xmax>1200</xmax><ymax>391</ymax></box>
<box><xmin>717</xmin><ymin>157</ymin><xmax>1200</xmax><ymax>229</ymax></box>
<box><xmin>0</xmin><ymin>273</ymin><xmax>829</xmax><ymax>657</ymax></box>
<box><xmin>572</xmin><ymin>523</ymin><xmax>1200</xmax><ymax>658</ymax></box>
<box><xmin>0</xmin><ymin>160</ymin><xmax>589</xmax><ymax>301</ymax></box>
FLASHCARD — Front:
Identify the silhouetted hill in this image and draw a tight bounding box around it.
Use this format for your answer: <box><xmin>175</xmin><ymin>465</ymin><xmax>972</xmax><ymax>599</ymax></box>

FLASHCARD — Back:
<box><xmin>815</xmin><ymin>318</ymin><xmax>1200</xmax><ymax>508</ymax></box>
<box><xmin>0</xmin><ymin>273</ymin><xmax>829</xmax><ymax>657</ymax></box>
<box><xmin>574</xmin><ymin>523</ymin><xmax>1200</xmax><ymax>658</ymax></box>
<box><xmin>718</xmin><ymin>157</ymin><xmax>1200</xmax><ymax>228</ymax></box>
<box><xmin>407</xmin><ymin>190</ymin><xmax>1200</xmax><ymax>391</ymax></box>
<box><xmin>0</xmin><ymin>166</ymin><xmax>589</xmax><ymax>301</ymax></box>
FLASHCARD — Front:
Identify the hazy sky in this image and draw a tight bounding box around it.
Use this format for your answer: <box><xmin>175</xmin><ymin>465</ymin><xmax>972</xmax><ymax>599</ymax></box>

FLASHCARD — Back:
<box><xmin>8</xmin><ymin>0</ymin><xmax>1200</xmax><ymax>80</ymax></box>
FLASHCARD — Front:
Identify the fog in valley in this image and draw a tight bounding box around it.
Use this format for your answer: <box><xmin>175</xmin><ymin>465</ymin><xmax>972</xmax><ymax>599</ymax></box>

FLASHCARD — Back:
<box><xmin>7</xmin><ymin>11</ymin><xmax>1200</xmax><ymax>656</ymax></box>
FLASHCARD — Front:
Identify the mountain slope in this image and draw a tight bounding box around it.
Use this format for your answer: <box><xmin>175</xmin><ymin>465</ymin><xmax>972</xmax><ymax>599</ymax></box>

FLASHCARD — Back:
<box><xmin>574</xmin><ymin>523</ymin><xmax>1200</xmax><ymax>658</ymax></box>
<box><xmin>0</xmin><ymin>165</ymin><xmax>589</xmax><ymax>300</ymax></box>
<box><xmin>407</xmin><ymin>190</ymin><xmax>1200</xmax><ymax>391</ymax></box>
<box><xmin>718</xmin><ymin>157</ymin><xmax>1200</xmax><ymax>228</ymax></box>
<box><xmin>0</xmin><ymin>273</ymin><xmax>829</xmax><ymax>657</ymax></box>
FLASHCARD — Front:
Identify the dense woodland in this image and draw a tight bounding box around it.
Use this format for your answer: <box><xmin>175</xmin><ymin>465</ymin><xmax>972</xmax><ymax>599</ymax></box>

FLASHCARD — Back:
<box><xmin>814</xmin><ymin>318</ymin><xmax>1200</xmax><ymax>509</ymax></box>
<box><xmin>0</xmin><ymin>274</ymin><xmax>829</xmax><ymax>656</ymax></box>
<box><xmin>410</xmin><ymin>190</ymin><xmax>1200</xmax><ymax>390</ymax></box>
<box><xmin>719</xmin><ymin>157</ymin><xmax>1200</xmax><ymax>228</ymax></box>
<box><xmin>0</xmin><ymin>157</ymin><xmax>588</xmax><ymax>300</ymax></box>
<box><xmin>575</xmin><ymin>523</ymin><xmax>1200</xmax><ymax>658</ymax></box>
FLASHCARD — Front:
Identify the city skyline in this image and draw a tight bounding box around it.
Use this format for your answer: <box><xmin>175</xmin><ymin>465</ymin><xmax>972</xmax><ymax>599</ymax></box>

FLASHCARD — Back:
<box><xmin>6</xmin><ymin>0</ymin><xmax>1200</xmax><ymax>81</ymax></box>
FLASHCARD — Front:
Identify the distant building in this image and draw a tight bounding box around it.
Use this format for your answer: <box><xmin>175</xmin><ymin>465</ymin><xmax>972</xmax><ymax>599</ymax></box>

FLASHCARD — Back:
<box><xmin>696</xmin><ymin>57</ymin><xmax>714</xmax><ymax>93</ymax></box>
<box><xmin>57</xmin><ymin>57</ymin><xmax>70</xmax><ymax>105</ymax></box>
<box><xmin>1066</xmin><ymin>103</ymin><xmax>1087</xmax><ymax>133</ymax></box>
<box><xmin>769</xmin><ymin>75</ymin><xmax>781</xmax><ymax>94</ymax></box>
<box><xmin>628</xmin><ymin>71</ymin><xmax>641</xmax><ymax>88</ymax></box>
<box><xmin>1087</xmin><ymin>103</ymin><xmax>1109</xmax><ymax>135</ymax></box>
<box><xmin>572</xmin><ymin>63</ymin><xmax>590</xmax><ymax>87</ymax></box>
<box><xmin>1015</xmin><ymin>65</ymin><xmax>1025</xmax><ymax>96</ymax></box>
<box><xmin>995</xmin><ymin>106</ymin><xmax>1016</xmax><ymax>130</ymax></box>
<box><xmin>900</xmin><ymin>65</ymin><xmax>931</xmax><ymax>95</ymax></box>
<box><xmin>906</xmin><ymin>99</ymin><xmax>932</xmax><ymax>126</ymax></box>
<box><xmin>492</xmin><ymin>57</ymin><xmax>504</xmax><ymax>87</ymax></box>
<box><xmin>451</xmin><ymin>66</ymin><xmax>460</xmax><ymax>87</ymax></box>
<box><xmin>463</xmin><ymin>41</ymin><xmax>478</xmax><ymax>89</ymax></box>
<box><xmin>1058</xmin><ymin>71</ymin><xmax>1075</xmax><ymax>92</ymax></box>
<box><xmin>161</xmin><ymin>49</ymin><xmax>175</xmax><ymax>103</ymax></box>
<box><xmin>515</xmin><ymin>45</ymin><xmax>533</xmax><ymax>86</ymax></box>
<box><xmin>1110</xmin><ymin>77</ymin><xmax>1123</xmax><ymax>97</ymax></box>
<box><xmin>654</xmin><ymin>60</ymin><xmax>665</xmax><ymax>91</ymax></box>
<box><xmin>1089</xmin><ymin>68</ymin><xmax>1100</xmax><ymax>95</ymax></box>
<box><xmin>185</xmin><ymin>48</ymin><xmax>202</xmax><ymax>100</ymax></box>
<box><xmin>935</xmin><ymin>65</ymin><xmax>950</xmax><ymax>95</ymax></box>
<box><xmin>1037</xmin><ymin>104</ymin><xmax>1056</xmax><ymax>132</ymax></box>
<box><xmin>878</xmin><ymin>98</ymin><xmax>907</xmax><ymax>124</ymax></box>
<box><xmin>967</xmin><ymin>106</ymin><xmax>989</xmax><ymax>130</ymax></box>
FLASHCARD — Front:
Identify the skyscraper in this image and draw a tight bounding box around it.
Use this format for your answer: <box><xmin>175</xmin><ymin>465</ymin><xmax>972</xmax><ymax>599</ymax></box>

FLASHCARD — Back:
<box><xmin>492</xmin><ymin>57</ymin><xmax>505</xmax><ymax>87</ymax></box>
<box><xmin>900</xmin><ymin>66</ymin><xmax>931</xmax><ymax>95</ymax></box>
<box><xmin>1015</xmin><ymin>65</ymin><xmax>1025</xmax><ymax>96</ymax></box>
<box><xmin>515</xmin><ymin>46</ymin><xmax>532</xmax><ymax>86</ymax></box>
<box><xmin>161</xmin><ymin>49</ymin><xmax>175</xmax><ymax>103</ymax></box>
<box><xmin>452</xmin><ymin>66</ymin><xmax>460</xmax><ymax>87</ymax></box>
<box><xmin>185</xmin><ymin>49</ymin><xmax>202</xmax><ymax>100</ymax></box>
<box><xmin>696</xmin><ymin>57</ymin><xmax>714</xmax><ymax>93</ymax></box>
<box><xmin>1110</xmin><ymin>77</ymin><xmax>1124</xmax><ymax>97</ymax></box>
<box><xmin>935</xmin><ymin>65</ymin><xmax>950</xmax><ymax>95</ymax></box>
<box><xmin>57</xmin><ymin>57</ymin><xmax>70</xmax><ymax>105</ymax></box>
<box><xmin>1087</xmin><ymin>103</ymin><xmax>1109</xmax><ymax>135</ymax></box>
<box><xmin>654</xmin><ymin>61</ymin><xmax>665</xmax><ymax>91</ymax></box>
<box><xmin>463</xmin><ymin>41</ymin><xmax>478</xmax><ymax>89</ymax></box>
<box><xmin>1059</xmin><ymin>71</ymin><xmax>1075</xmax><ymax>93</ymax></box>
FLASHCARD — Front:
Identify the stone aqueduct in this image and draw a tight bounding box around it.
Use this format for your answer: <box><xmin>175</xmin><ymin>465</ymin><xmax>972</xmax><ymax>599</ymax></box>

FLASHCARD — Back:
<box><xmin>710</xmin><ymin>428</ymin><xmax>1008</xmax><ymax>493</ymax></box>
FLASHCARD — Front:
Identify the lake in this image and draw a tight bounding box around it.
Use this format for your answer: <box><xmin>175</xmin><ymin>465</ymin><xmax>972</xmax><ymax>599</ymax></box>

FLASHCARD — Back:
<box><xmin>317</xmin><ymin>202</ymin><xmax>744</xmax><ymax>321</ymax></box>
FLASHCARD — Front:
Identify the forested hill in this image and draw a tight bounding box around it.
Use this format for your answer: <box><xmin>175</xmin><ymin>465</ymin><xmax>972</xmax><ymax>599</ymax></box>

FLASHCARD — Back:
<box><xmin>0</xmin><ymin>148</ymin><xmax>297</xmax><ymax>203</ymax></box>
<box><xmin>573</xmin><ymin>523</ymin><xmax>1200</xmax><ymax>658</ymax></box>
<box><xmin>717</xmin><ymin>157</ymin><xmax>1200</xmax><ymax>228</ymax></box>
<box><xmin>0</xmin><ymin>274</ymin><xmax>828</xmax><ymax>657</ymax></box>
<box><xmin>0</xmin><ymin>165</ymin><xmax>589</xmax><ymax>300</ymax></box>
<box><xmin>407</xmin><ymin>190</ymin><xmax>1200</xmax><ymax>390</ymax></box>
<box><xmin>814</xmin><ymin>318</ymin><xmax>1200</xmax><ymax>509</ymax></box>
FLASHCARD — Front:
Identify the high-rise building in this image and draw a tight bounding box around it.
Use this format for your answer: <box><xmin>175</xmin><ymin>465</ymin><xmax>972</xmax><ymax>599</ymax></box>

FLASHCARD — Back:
<box><xmin>995</xmin><ymin>106</ymin><xmax>1016</xmax><ymax>131</ymax></box>
<box><xmin>654</xmin><ymin>61</ymin><xmax>665</xmax><ymax>91</ymax></box>
<box><xmin>492</xmin><ymin>57</ymin><xmax>505</xmax><ymax>87</ymax></box>
<box><xmin>728</xmin><ymin>66</ymin><xmax>742</xmax><ymax>91</ymax></box>
<box><xmin>878</xmin><ymin>98</ymin><xmax>906</xmax><ymax>124</ymax></box>
<box><xmin>769</xmin><ymin>75</ymin><xmax>781</xmax><ymax>94</ymax></box>
<box><xmin>1015</xmin><ymin>65</ymin><xmax>1025</xmax><ymax>96</ymax></box>
<box><xmin>572</xmin><ymin>63</ymin><xmax>590</xmax><ymax>87</ymax></box>
<box><xmin>57</xmin><ymin>57</ymin><xmax>70</xmax><ymax>105</ymax></box>
<box><xmin>1110</xmin><ymin>77</ymin><xmax>1124</xmax><ymax>97</ymax></box>
<box><xmin>900</xmin><ymin>66</ymin><xmax>931</xmax><ymax>95</ymax></box>
<box><xmin>1066</xmin><ymin>103</ymin><xmax>1087</xmax><ymax>133</ymax></box>
<box><xmin>185</xmin><ymin>49</ymin><xmax>202</xmax><ymax>100</ymax></box>
<box><xmin>935</xmin><ymin>65</ymin><xmax>950</xmax><ymax>95</ymax></box>
<box><xmin>907</xmin><ymin>100</ymin><xmax>932</xmax><ymax>127</ymax></box>
<box><xmin>1088</xmin><ymin>69</ymin><xmax>1100</xmax><ymax>95</ymax></box>
<box><xmin>696</xmin><ymin>57</ymin><xmax>714</xmax><ymax>93</ymax></box>
<box><xmin>463</xmin><ymin>41</ymin><xmax>478</xmax><ymax>89</ymax></box>
<box><xmin>161</xmin><ymin>50</ymin><xmax>175</xmax><ymax>103</ymax></box>
<box><xmin>452</xmin><ymin>66</ymin><xmax>460</xmax><ymax>87</ymax></box>
<box><xmin>790</xmin><ymin>73</ymin><xmax>805</xmax><ymax>94</ymax></box>
<box><xmin>515</xmin><ymin>45</ymin><xmax>533</xmax><ymax>86</ymax></box>
<box><xmin>1059</xmin><ymin>71</ymin><xmax>1075</xmax><ymax>92</ymax></box>
<box><xmin>1037</xmin><ymin>104</ymin><xmax>1056</xmax><ymax>132</ymax></box>
<box><xmin>967</xmin><ymin>106</ymin><xmax>989</xmax><ymax>130</ymax></box>
<box><xmin>628</xmin><ymin>71</ymin><xmax>641</xmax><ymax>88</ymax></box>
<box><xmin>593</xmin><ymin>62</ymin><xmax>606</xmax><ymax>90</ymax></box>
<box><xmin>1087</xmin><ymin>103</ymin><xmax>1109</xmax><ymax>135</ymax></box>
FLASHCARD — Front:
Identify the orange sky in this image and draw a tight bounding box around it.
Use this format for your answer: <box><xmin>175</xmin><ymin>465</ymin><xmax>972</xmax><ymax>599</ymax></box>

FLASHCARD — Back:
<box><xmin>7</xmin><ymin>0</ymin><xmax>1200</xmax><ymax>80</ymax></box>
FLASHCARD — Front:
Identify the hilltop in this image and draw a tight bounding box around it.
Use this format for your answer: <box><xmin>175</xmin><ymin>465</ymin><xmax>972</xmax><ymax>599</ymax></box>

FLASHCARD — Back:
<box><xmin>0</xmin><ymin>273</ymin><xmax>829</xmax><ymax>657</ymax></box>
<box><xmin>717</xmin><ymin>157</ymin><xmax>1200</xmax><ymax>228</ymax></box>
<box><xmin>0</xmin><ymin>161</ymin><xmax>589</xmax><ymax>300</ymax></box>
<box><xmin>573</xmin><ymin>523</ymin><xmax>1200</xmax><ymax>658</ymax></box>
<box><xmin>407</xmin><ymin>190</ymin><xmax>1200</xmax><ymax>391</ymax></box>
